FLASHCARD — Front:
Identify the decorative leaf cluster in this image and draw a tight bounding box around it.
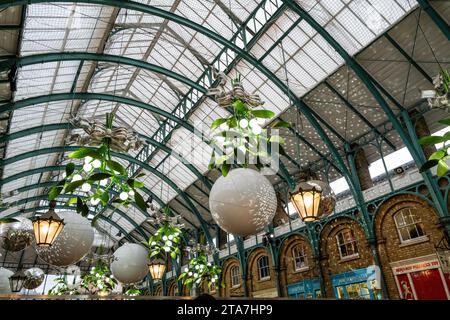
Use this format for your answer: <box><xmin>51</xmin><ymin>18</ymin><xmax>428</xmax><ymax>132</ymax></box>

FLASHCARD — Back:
<box><xmin>437</xmin><ymin>69</ymin><xmax>449</xmax><ymax>95</ymax></box>
<box><xmin>80</xmin><ymin>261</ymin><xmax>117</xmax><ymax>295</ymax></box>
<box><xmin>144</xmin><ymin>224</ymin><xmax>182</xmax><ymax>261</ymax></box>
<box><xmin>178</xmin><ymin>253</ymin><xmax>223</xmax><ymax>290</ymax></box>
<box><xmin>48</xmin><ymin>276</ymin><xmax>80</xmax><ymax>296</ymax></box>
<box><xmin>124</xmin><ymin>285</ymin><xmax>142</xmax><ymax>296</ymax></box>
<box><xmin>419</xmin><ymin>117</ymin><xmax>450</xmax><ymax>176</ymax></box>
<box><xmin>48</xmin><ymin>142</ymin><xmax>148</xmax><ymax>217</ymax></box>
<box><xmin>209</xmin><ymin>81</ymin><xmax>290</xmax><ymax>176</ymax></box>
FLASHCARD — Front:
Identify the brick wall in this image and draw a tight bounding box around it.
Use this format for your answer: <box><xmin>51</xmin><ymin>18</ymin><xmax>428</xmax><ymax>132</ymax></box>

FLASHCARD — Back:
<box><xmin>279</xmin><ymin>234</ymin><xmax>317</xmax><ymax>297</ymax></box>
<box><xmin>374</xmin><ymin>194</ymin><xmax>445</xmax><ymax>299</ymax></box>
<box><xmin>220</xmin><ymin>257</ymin><xmax>244</xmax><ymax>297</ymax></box>
<box><xmin>246</xmin><ymin>247</ymin><xmax>277</xmax><ymax>296</ymax></box>
<box><xmin>319</xmin><ymin>217</ymin><xmax>374</xmax><ymax>298</ymax></box>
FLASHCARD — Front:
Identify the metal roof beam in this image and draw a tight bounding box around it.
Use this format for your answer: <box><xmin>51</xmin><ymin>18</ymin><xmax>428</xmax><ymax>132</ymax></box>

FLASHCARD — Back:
<box><xmin>417</xmin><ymin>0</ymin><xmax>450</xmax><ymax>40</ymax></box>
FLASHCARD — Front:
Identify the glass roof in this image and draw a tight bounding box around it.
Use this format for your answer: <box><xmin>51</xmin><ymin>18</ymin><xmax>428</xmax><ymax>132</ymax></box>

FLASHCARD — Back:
<box><xmin>0</xmin><ymin>0</ymin><xmax>449</xmax><ymax>243</ymax></box>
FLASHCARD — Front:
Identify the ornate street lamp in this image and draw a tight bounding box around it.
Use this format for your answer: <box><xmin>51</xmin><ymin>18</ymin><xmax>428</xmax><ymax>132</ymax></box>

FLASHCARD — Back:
<box><xmin>148</xmin><ymin>259</ymin><xmax>166</xmax><ymax>281</ymax></box>
<box><xmin>9</xmin><ymin>270</ymin><xmax>27</xmax><ymax>293</ymax></box>
<box><xmin>290</xmin><ymin>182</ymin><xmax>322</xmax><ymax>222</ymax></box>
<box><xmin>31</xmin><ymin>200</ymin><xmax>65</xmax><ymax>247</ymax></box>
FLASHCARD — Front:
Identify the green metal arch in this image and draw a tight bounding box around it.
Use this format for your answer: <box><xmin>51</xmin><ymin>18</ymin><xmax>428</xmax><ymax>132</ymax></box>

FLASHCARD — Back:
<box><xmin>0</xmin><ymin>52</ymin><xmax>207</xmax><ymax>93</ymax></box>
<box><xmin>0</xmin><ymin>145</ymin><xmax>214</xmax><ymax>242</ymax></box>
<box><xmin>285</xmin><ymin>0</ymin><xmax>448</xmax><ymax>220</ymax></box>
<box><xmin>7</xmin><ymin>204</ymin><xmax>137</xmax><ymax>242</ymax></box>
<box><xmin>0</xmin><ymin>122</ymin><xmax>212</xmax><ymax>190</ymax></box>
<box><xmin>2</xmin><ymin>193</ymin><xmax>149</xmax><ymax>239</ymax></box>
<box><xmin>0</xmin><ymin>0</ymin><xmax>352</xmax><ymax>195</ymax></box>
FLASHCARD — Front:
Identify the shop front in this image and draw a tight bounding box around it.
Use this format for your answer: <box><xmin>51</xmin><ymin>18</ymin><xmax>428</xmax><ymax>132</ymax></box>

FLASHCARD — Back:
<box><xmin>391</xmin><ymin>254</ymin><xmax>450</xmax><ymax>300</ymax></box>
<box><xmin>287</xmin><ymin>279</ymin><xmax>321</xmax><ymax>299</ymax></box>
<box><xmin>331</xmin><ymin>266</ymin><xmax>382</xmax><ymax>300</ymax></box>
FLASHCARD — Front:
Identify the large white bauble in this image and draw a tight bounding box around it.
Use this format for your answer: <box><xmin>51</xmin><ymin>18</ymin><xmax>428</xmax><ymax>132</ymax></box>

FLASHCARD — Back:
<box><xmin>23</xmin><ymin>267</ymin><xmax>45</xmax><ymax>290</ymax></box>
<box><xmin>0</xmin><ymin>217</ymin><xmax>34</xmax><ymax>252</ymax></box>
<box><xmin>209</xmin><ymin>168</ymin><xmax>277</xmax><ymax>236</ymax></box>
<box><xmin>0</xmin><ymin>268</ymin><xmax>13</xmax><ymax>294</ymax></box>
<box><xmin>110</xmin><ymin>243</ymin><xmax>148</xmax><ymax>285</ymax></box>
<box><xmin>35</xmin><ymin>211</ymin><xmax>94</xmax><ymax>266</ymax></box>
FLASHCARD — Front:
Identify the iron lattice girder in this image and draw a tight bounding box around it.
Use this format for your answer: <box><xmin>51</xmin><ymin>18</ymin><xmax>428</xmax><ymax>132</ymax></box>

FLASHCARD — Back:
<box><xmin>0</xmin><ymin>164</ymin><xmax>197</xmax><ymax>232</ymax></box>
<box><xmin>0</xmin><ymin>122</ymin><xmax>213</xmax><ymax>190</ymax></box>
<box><xmin>2</xmin><ymin>193</ymin><xmax>148</xmax><ymax>239</ymax></box>
<box><xmin>417</xmin><ymin>0</ymin><xmax>450</xmax><ymax>40</ymax></box>
<box><xmin>0</xmin><ymin>1</ymin><xmax>389</xmax><ymax>234</ymax></box>
<box><xmin>0</xmin><ymin>145</ymin><xmax>213</xmax><ymax>233</ymax></box>
<box><xmin>0</xmin><ymin>52</ymin><xmax>207</xmax><ymax>93</ymax></box>
<box><xmin>284</xmin><ymin>0</ymin><xmax>449</xmax><ymax>219</ymax></box>
<box><xmin>6</xmin><ymin>204</ymin><xmax>137</xmax><ymax>242</ymax></box>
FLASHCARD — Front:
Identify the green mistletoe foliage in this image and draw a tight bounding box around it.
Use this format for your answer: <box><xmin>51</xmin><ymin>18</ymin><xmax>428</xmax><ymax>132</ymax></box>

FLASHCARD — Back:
<box><xmin>48</xmin><ymin>144</ymin><xmax>148</xmax><ymax>217</ymax></box>
<box><xmin>209</xmin><ymin>78</ymin><xmax>290</xmax><ymax>176</ymax></box>
<box><xmin>81</xmin><ymin>261</ymin><xmax>117</xmax><ymax>295</ymax></box>
<box><xmin>48</xmin><ymin>276</ymin><xmax>80</xmax><ymax>296</ymax></box>
<box><xmin>124</xmin><ymin>286</ymin><xmax>142</xmax><ymax>296</ymax></box>
<box><xmin>144</xmin><ymin>207</ymin><xmax>182</xmax><ymax>260</ymax></box>
<box><xmin>419</xmin><ymin>119</ymin><xmax>450</xmax><ymax>177</ymax></box>
<box><xmin>178</xmin><ymin>253</ymin><xmax>223</xmax><ymax>290</ymax></box>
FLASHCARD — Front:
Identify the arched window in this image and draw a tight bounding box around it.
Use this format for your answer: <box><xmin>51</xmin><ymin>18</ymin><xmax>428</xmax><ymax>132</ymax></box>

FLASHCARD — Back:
<box><xmin>292</xmin><ymin>244</ymin><xmax>308</xmax><ymax>271</ymax></box>
<box><xmin>336</xmin><ymin>229</ymin><xmax>359</xmax><ymax>259</ymax></box>
<box><xmin>257</xmin><ymin>255</ymin><xmax>270</xmax><ymax>280</ymax></box>
<box><xmin>230</xmin><ymin>265</ymin><xmax>241</xmax><ymax>287</ymax></box>
<box><xmin>394</xmin><ymin>208</ymin><xmax>425</xmax><ymax>242</ymax></box>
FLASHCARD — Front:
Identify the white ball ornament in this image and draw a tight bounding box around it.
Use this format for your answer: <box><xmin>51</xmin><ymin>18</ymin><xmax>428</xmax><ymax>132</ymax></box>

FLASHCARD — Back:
<box><xmin>92</xmin><ymin>159</ymin><xmax>102</xmax><ymax>169</ymax></box>
<box><xmin>251</xmin><ymin>124</ymin><xmax>262</xmax><ymax>135</ymax></box>
<box><xmin>128</xmin><ymin>190</ymin><xmax>135</xmax><ymax>197</ymax></box>
<box><xmin>0</xmin><ymin>217</ymin><xmax>33</xmax><ymax>252</ymax></box>
<box><xmin>239</xmin><ymin>119</ymin><xmax>249</xmax><ymax>128</ymax></box>
<box><xmin>249</xmin><ymin>118</ymin><xmax>258</xmax><ymax>128</ymax></box>
<box><xmin>83</xmin><ymin>163</ymin><xmax>92</xmax><ymax>172</ymax></box>
<box><xmin>23</xmin><ymin>268</ymin><xmax>45</xmax><ymax>290</ymax></box>
<box><xmin>90</xmin><ymin>198</ymin><xmax>100</xmax><ymax>206</ymax></box>
<box><xmin>119</xmin><ymin>192</ymin><xmax>128</xmax><ymax>201</ymax></box>
<box><xmin>209</xmin><ymin>168</ymin><xmax>277</xmax><ymax>236</ymax></box>
<box><xmin>111</xmin><ymin>243</ymin><xmax>148</xmax><ymax>285</ymax></box>
<box><xmin>36</xmin><ymin>211</ymin><xmax>94</xmax><ymax>266</ymax></box>
<box><xmin>72</xmin><ymin>174</ymin><xmax>82</xmax><ymax>182</ymax></box>
<box><xmin>84</xmin><ymin>156</ymin><xmax>93</xmax><ymax>164</ymax></box>
<box><xmin>99</xmin><ymin>179</ymin><xmax>108</xmax><ymax>187</ymax></box>
<box><xmin>81</xmin><ymin>183</ymin><xmax>91</xmax><ymax>192</ymax></box>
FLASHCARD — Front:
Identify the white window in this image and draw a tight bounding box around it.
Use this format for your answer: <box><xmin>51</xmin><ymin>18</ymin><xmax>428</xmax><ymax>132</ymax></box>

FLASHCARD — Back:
<box><xmin>257</xmin><ymin>256</ymin><xmax>270</xmax><ymax>280</ymax></box>
<box><xmin>231</xmin><ymin>265</ymin><xmax>241</xmax><ymax>287</ymax></box>
<box><xmin>336</xmin><ymin>229</ymin><xmax>359</xmax><ymax>259</ymax></box>
<box><xmin>394</xmin><ymin>208</ymin><xmax>425</xmax><ymax>243</ymax></box>
<box><xmin>292</xmin><ymin>245</ymin><xmax>308</xmax><ymax>271</ymax></box>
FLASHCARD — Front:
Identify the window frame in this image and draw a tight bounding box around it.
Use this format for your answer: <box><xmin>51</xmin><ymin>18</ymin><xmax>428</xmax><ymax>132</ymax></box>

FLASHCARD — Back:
<box><xmin>393</xmin><ymin>208</ymin><xmax>427</xmax><ymax>244</ymax></box>
<box><xmin>257</xmin><ymin>255</ymin><xmax>271</xmax><ymax>281</ymax></box>
<box><xmin>230</xmin><ymin>265</ymin><xmax>241</xmax><ymax>288</ymax></box>
<box><xmin>292</xmin><ymin>244</ymin><xmax>309</xmax><ymax>272</ymax></box>
<box><xmin>335</xmin><ymin>228</ymin><xmax>359</xmax><ymax>260</ymax></box>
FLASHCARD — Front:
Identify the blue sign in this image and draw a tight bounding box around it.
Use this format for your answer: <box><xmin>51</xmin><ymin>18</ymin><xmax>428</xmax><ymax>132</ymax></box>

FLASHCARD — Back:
<box><xmin>331</xmin><ymin>266</ymin><xmax>376</xmax><ymax>287</ymax></box>
<box><xmin>287</xmin><ymin>279</ymin><xmax>321</xmax><ymax>298</ymax></box>
<box><xmin>331</xmin><ymin>266</ymin><xmax>378</xmax><ymax>299</ymax></box>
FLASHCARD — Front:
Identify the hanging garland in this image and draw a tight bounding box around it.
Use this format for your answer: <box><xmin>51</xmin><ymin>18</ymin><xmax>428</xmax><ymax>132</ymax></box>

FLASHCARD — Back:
<box><xmin>48</xmin><ymin>275</ymin><xmax>80</xmax><ymax>296</ymax></box>
<box><xmin>124</xmin><ymin>285</ymin><xmax>142</xmax><ymax>296</ymax></box>
<box><xmin>207</xmin><ymin>75</ymin><xmax>290</xmax><ymax>176</ymax></box>
<box><xmin>48</xmin><ymin>113</ymin><xmax>148</xmax><ymax>216</ymax></box>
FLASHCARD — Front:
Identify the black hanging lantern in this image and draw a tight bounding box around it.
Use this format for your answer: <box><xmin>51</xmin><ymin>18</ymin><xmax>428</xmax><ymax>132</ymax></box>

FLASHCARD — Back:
<box><xmin>9</xmin><ymin>270</ymin><xmax>27</xmax><ymax>293</ymax></box>
<box><xmin>31</xmin><ymin>200</ymin><xmax>65</xmax><ymax>247</ymax></box>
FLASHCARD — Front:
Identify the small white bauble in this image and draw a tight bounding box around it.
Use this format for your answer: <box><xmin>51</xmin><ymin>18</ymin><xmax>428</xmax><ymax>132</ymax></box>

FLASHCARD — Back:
<box><xmin>23</xmin><ymin>268</ymin><xmax>45</xmax><ymax>290</ymax></box>
<box><xmin>35</xmin><ymin>211</ymin><xmax>94</xmax><ymax>266</ymax></box>
<box><xmin>0</xmin><ymin>268</ymin><xmax>13</xmax><ymax>294</ymax></box>
<box><xmin>209</xmin><ymin>168</ymin><xmax>277</xmax><ymax>236</ymax></box>
<box><xmin>110</xmin><ymin>243</ymin><xmax>148</xmax><ymax>285</ymax></box>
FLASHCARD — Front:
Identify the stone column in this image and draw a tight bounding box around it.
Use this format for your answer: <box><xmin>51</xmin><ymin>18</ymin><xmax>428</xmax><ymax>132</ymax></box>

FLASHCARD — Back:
<box><xmin>351</xmin><ymin>143</ymin><xmax>373</xmax><ymax>190</ymax></box>
<box><xmin>410</xmin><ymin>109</ymin><xmax>436</xmax><ymax>159</ymax></box>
